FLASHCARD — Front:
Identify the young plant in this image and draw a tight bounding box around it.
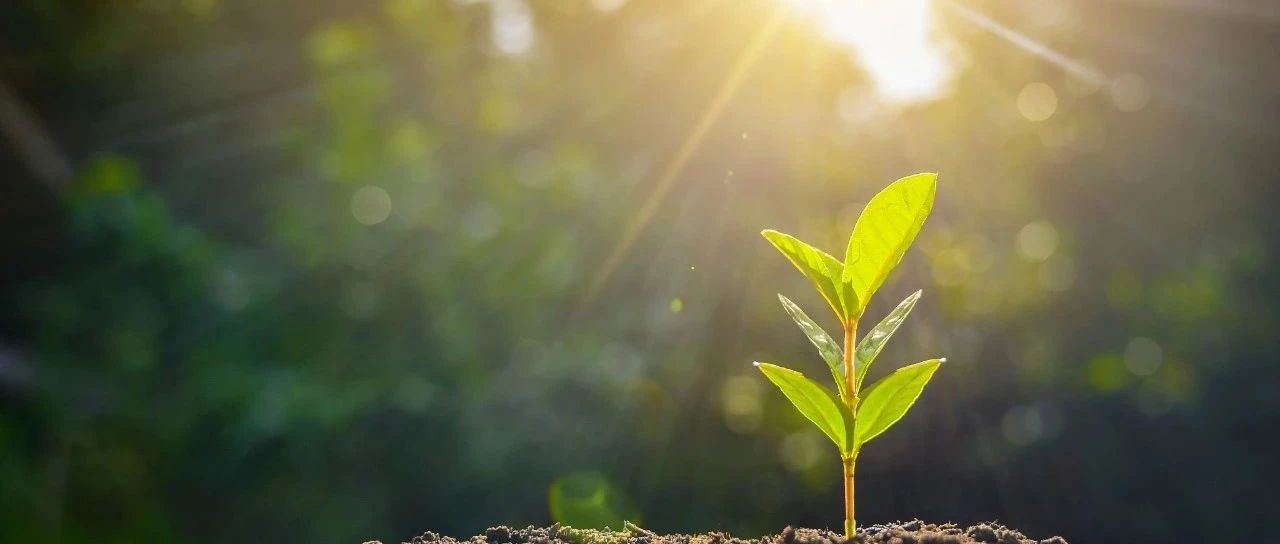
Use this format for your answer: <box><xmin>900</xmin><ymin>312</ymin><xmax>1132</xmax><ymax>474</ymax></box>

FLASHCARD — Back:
<box><xmin>754</xmin><ymin>173</ymin><xmax>944</xmax><ymax>538</ymax></box>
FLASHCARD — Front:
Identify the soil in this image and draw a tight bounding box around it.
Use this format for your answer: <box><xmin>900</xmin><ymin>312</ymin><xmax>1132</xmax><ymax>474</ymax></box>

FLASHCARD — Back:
<box><xmin>370</xmin><ymin>521</ymin><xmax>1067</xmax><ymax>544</ymax></box>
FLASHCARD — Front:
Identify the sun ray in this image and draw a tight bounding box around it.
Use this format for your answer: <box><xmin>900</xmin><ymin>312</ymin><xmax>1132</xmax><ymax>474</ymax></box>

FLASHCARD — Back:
<box><xmin>939</xmin><ymin>0</ymin><xmax>1108</xmax><ymax>86</ymax></box>
<box><xmin>573</xmin><ymin>6</ymin><xmax>789</xmax><ymax>316</ymax></box>
<box><xmin>944</xmin><ymin>0</ymin><xmax>1264</xmax><ymax>132</ymax></box>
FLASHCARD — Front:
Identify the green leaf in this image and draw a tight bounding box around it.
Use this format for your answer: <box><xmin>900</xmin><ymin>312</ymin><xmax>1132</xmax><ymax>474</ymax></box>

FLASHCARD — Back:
<box><xmin>762</xmin><ymin>230</ymin><xmax>858</xmax><ymax>322</ymax></box>
<box><xmin>777</xmin><ymin>294</ymin><xmax>846</xmax><ymax>399</ymax></box>
<box><xmin>854</xmin><ymin>358</ymin><xmax>943</xmax><ymax>448</ymax></box>
<box><xmin>841</xmin><ymin>173</ymin><xmax>937</xmax><ymax>315</ymax></box>
<box><xmin>755</xmin><ymin>362</ymin><xmax>853</xmax><ymax>455</ymax></box>
<box><xmin>854</xmin><ymin>290</ymin><xmax>922</xmax><ymax>390</ymax></box>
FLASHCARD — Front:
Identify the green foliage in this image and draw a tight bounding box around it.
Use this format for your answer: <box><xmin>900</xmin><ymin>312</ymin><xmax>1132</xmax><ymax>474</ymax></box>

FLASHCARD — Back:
<box><xmin>761</xmin><ymin>230</ymin><xmax>858</xmax><ymax>322</ymax></box>
<box><xmin>755</xmin><ymin>174</ymin><xmax>944</xmax><ymax>535</ymax></box>
<box><xmin>842</xmin><ymin>173</ymin><xmax>937</xmax><ymax>318</ymax></box>
<box><xmin>854</xmin><ymin>359</ymin><xmax>943</xmax><ymax>447</ymax></box>
<box><xmin>755</xmin><ymin>362</ymin><xmax>853</xmax><ymax>454</ymax></box>
<box><xmin>855</xmin><ymin>290</ymin><xmax>922</xmax><ymax>391</ymax></box>
<box><xmin>777</xmin><ymin>294</ymin><xmax>846</xmax><ymax>400</ymax></box>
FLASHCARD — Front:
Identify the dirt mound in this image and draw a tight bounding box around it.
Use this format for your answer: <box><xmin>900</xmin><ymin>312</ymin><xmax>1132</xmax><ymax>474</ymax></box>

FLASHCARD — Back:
<box><xmin>371</xmin><ymin>521</ymin><xmax>1066</xmax><ymax>544</ymax></box>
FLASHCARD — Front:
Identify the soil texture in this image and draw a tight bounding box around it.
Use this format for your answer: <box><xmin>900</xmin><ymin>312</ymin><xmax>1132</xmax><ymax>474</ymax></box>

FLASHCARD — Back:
<box><xmin>370</xmin><ymin>521</ymin><xmax>1066</xmax><ymax>544</ymax></box>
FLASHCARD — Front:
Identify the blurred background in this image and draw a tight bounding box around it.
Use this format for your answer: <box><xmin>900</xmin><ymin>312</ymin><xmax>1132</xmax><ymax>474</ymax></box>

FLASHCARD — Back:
<box><xmin>2</xmin><ymin>0</ymin><xmax>1278</xmax><ymax>542</ymax></box>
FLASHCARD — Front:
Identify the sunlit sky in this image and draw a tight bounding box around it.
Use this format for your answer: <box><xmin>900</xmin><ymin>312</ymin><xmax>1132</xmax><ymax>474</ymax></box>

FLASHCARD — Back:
<box><xmin>785</xmin><ymin>0</ymin><xmax>953</xmax><ymax>103</ymax></box>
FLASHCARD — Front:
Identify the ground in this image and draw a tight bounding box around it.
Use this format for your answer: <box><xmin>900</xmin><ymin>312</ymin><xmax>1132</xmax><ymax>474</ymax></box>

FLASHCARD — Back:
<box><xmin>368</xmin><ymin>521</ymin><xmax>1068</xmax><ymax>544</ymax></box>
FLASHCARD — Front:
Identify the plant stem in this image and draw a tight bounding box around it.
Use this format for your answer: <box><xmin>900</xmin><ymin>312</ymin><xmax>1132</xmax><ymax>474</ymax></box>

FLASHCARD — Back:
<box><xmin>843</xmin><ymin>456</ymin><xmax>855</xmax><ymax>538</ymax></box>
<box><xmin>842</xmin><ymin>320</ymin><xmax>858</xmax><ymax>538</ymax></box>
<box><xmin>844</xmin><ymin>320</ymin><xmax>857</xmax><ymax>406</ymax></box>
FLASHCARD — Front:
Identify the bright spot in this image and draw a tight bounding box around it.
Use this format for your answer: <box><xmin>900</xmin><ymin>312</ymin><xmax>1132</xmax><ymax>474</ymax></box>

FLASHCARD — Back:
<box><xmin>351</xmin><ymin>185</ymin><xmax>392</xmax><ymax>225</ymax></box>
<box><xmin>1087</xmin><ymin>354</ymin><xmax>1130</xmax><ymax>392</ymax></box>
<box><xmin>1016</xmin><ymin>220</ymin><xmax>1059</xmax><ymax>261</ymax></box>
<box><xmin>669</xmin><ymin>297</ymin><xmax>683</xmax><ymax>313</ymax></box>
<box><xmin>722</xmin><ymin>375</ymin><xmax>763</xmax><ymax>434</ymax></box>
<box><xmin>1124</xmin><ymin>337</ymin><xmax>1163</xmax><ymax>376</ymax></box>
<box><xmin>490</xmin><ymin>0</ymin><xmax>535</xmax><ymax>55</ymax></box>
<box><xmin>1017</xmin><ymin>82</ymin><xmax>1058</xmax><ymax>121</ymax></box>
<box><xmin>1110</xmin><ymin>73</ymin><xmax>1151</xmax><ymax>112</ymax></box>
<box><xmin>591</xmin><ymin>0</ymin><xmax>627</xmax><ymax>13</ymax></box>
<box><xmin>779</xmin><ymin>430</ymin><xmax>824</xmax><ymax>472</ymax></box>
<box><xmin>1001</xmin><ymin>405</ymin><xmax>1045</xmax><ymax>445</ymax></box>
<box><xmin>786</xmin><ymin>0</ymin><xmax>953</xmax><ymax>103</ymax></box>
<box><xmin>548</xmin><ymin>472</ymin><xmax>640</xmax><ymax>529</ymax></box>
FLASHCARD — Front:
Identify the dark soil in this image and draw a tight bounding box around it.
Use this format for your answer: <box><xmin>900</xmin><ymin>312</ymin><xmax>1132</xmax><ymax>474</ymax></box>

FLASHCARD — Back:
<box><xmin>370</xmin><ymin>521</ymin><xmax>1067</xmax><ymax>544</ymax></box>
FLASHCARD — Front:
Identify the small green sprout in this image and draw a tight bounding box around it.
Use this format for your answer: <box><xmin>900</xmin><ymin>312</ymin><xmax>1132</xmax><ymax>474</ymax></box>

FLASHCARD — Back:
<box><xmin>755</xmin><ymin>172</ymin><xmax>944</xmax><ymax>538</ymax></box>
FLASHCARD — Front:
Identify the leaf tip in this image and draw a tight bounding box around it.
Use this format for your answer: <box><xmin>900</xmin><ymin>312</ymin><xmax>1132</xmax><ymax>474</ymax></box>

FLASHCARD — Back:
<box><xmin>752</xmin><ymin>361</ymin><xmax>762</xmax><ymax>367</ymax></box>
<box><xmin>939</xmin><ymin>357</ymin><xmax>947</xmax><ymax>363</ymax></box>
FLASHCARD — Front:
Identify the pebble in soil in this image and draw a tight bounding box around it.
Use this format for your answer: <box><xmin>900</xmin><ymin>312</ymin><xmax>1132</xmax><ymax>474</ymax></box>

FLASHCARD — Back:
<box><xmin>368</xmin><ymin>521</ymin><xmax>1067</xmax><ymax>544</ymax></box>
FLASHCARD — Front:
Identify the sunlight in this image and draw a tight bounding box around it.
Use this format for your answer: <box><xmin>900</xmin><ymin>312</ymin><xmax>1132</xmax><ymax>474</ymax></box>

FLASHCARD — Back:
<box><xmin>786</xmin><ymin>0</ymin><xmax>953</xmax><ymax>103</ymax></box>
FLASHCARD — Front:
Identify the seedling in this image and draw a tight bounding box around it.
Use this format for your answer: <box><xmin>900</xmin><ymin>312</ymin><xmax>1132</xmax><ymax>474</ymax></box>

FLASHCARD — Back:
<box><xmin>754</xmin><ymin>173</ymin><xmax>944</xmax><ymax>538</ymax></box>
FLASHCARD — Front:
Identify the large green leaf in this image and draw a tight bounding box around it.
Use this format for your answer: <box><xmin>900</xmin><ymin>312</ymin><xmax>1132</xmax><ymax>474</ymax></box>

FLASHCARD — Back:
<box><xmin>762</xmin><ymin>230</ymin><xmax>857</xmax><ymax>321</ymax></box>
<box><xmin>777</xmin><ymin>294</ymin><xmax>846</xmax><ymax>399</ymax></box>
<box><xmin>841</xmin><ymin>173</ymin><xmax>937</xmax><ymax>315</ymax></box>
<box><xmin>755</xmin><ymin>362</ymin><xmax>853</xmax><ymax>455</ymax></box>
<box><xmin>854</xmin><ymin>358</ymin><xmax>943</xmax><ymax>448</ymax></box>
<box><xmin>854</xmin><ymin>290</ymin><xmax>922</xmax><ymax>390</ymax></box>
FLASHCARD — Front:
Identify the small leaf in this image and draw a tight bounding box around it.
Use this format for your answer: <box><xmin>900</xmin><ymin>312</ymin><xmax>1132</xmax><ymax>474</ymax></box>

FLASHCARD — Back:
<box><xmin>762</xmin><ymin>230</ymin><xmax>858</xmax><ymax>321</ymax></box>
<box><xmin>842</xmin><ymin>173</ymin><xmax>937</xmax><ymax>315</ymax></box>
<box><xmin>778</xmin><ymin>294</ymin><xmax>846</xmax><ymax>399</ymax></box>
<box><xmin>854</xmin><ymin>358</ymin><xmax>943</xmax><ymax>448</ymax></box>
<box><xmin>755</xmin><ymin>362</ymin><xmax>853</xmax><ymax>454</ymax></box>
<box><xmin>854</xmin><ymin>290</ymin><xmax>922</xmax><ymax>390</ymax></box>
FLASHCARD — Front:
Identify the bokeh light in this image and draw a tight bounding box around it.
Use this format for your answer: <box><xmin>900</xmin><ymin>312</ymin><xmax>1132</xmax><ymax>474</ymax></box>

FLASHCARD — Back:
<box><xmin>549</xmin><ymin>472</ymin><xmax>641</xmax><ymax>530</ymax></box>
<box><xmin>1124</xmin><ymin>337</ymin><xmax>1163</xmax><ymax>377</ymax></box>
<box><xmin>779</xmin><ymin>430</ymin><xmax>825</xmax><ymax>472</ymax></box>
<box><xmin>1017</xmin><ymin>82</ymin><xmax>1059</xmax><ymax>122</ymax></box>
<box><xmin>722</xmin><ymin>375</ymin><xmax>765</xmax><ymax>434</ymax></box>
<box><xmin>1016</xmin><ymin>221</ymin><xmax>1060</xmax><ymax>262</ymax></box>
<box><xmin>351</xmin><ymin>185</ymin><xmax>393</xmax><ymax>225</ymax></box>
